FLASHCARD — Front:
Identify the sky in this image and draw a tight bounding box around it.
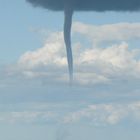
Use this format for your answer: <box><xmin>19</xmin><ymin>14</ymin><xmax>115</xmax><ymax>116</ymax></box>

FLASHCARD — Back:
<box><xmin>1</xmin><ymin>0</ymin><xmax>140</xmax><ymax>140</ymax></box>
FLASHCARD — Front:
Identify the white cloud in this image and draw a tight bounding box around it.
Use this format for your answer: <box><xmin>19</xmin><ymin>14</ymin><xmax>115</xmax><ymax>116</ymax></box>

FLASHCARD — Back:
<box><xmin>1</xmin><ymin>101</ymin><xmax>140</xmax><ymax>125</ymax></box>
<box><xmin>63</xmin><ymin>102</ymin><xmax>140</xmax><ymax>125</ymax></box>
<box><xmin>73</xmin><ymin>22</ymin><xmax>140</xmax><ymax>46</ymax></box>
<box><xmin>18</xmin><ymin>32</ymin><xmax>67</xmax><ymax>69</ymax></box>
<box><xmin>0</xmin><ymin>111</ymin><xmax>57</xmax><ymax>124</ymax></box>
<box><xmin>0</xmin><ymin>22</ymin><xmax>138</xmax><ymax>87</ymax></box>
<box><xmin>16</xmin><ymin>22</ymin><xmax>140</xmax><ymax>86</ymax></box>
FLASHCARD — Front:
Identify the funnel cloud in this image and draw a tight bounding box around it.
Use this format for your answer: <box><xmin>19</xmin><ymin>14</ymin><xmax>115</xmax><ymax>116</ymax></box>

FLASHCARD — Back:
<box><xmin>27</xmin><ymin>0</ymin><xmax>140</xmax><ymax>83</ymax></box>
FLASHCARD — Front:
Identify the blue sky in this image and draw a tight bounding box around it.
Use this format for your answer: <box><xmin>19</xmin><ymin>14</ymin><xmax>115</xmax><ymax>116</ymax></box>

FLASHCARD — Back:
<box><xmin>0</xmin><ymin>1</ymin><xmax>140</xmax><ymax>140</ymax></box>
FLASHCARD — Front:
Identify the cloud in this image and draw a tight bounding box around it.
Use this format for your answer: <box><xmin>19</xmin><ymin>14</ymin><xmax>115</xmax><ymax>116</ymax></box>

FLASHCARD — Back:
<box><xmin>27</xmin><ymin>0</ymin><xmax>140</xmax><ymax>11</ymax></box>
<box><xmin>0</xmin><ymin>22</ymin><xmax>140</xmax><ymax>88</ymax></box>
<box><xmin>73</xmin><ymin>22</ymin><xmax>140</xmax><ymax>46</ymax></box>
<box><xmin>18</xmin><ymin>32</ymin><xmax>67</xmax><ymax>69</ymax></box>
<box><xmin>63</xmin><ymin>102</ymin><xmax>140</xmax><ymax>125</ymax></box>
<box><xmin>0</xmin><ymin>101</ymin><xmax>140</xmax><ymax>125</ymax></box>
<box><xmin>0</xmin><ymin>111</ymin><xmax>57</xmax><ymax>124</ymax></box>
<box><xmin>16</xmin><ymin>22</ymin><xmax>140</xmax><ymax>86</ymax></box>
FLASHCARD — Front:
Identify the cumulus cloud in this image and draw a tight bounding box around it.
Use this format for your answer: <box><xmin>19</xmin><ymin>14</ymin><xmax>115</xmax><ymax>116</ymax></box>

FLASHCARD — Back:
<box><xmin>19</xmin><ymin>32</ymin><xmax>67</xmax><ymax>69</ymax></box>
<box><xmin>73</xmin><ymin>22</ymin><xmax>140</xmax><ymax>46</ymax></box>
<box><xmin>16</xmin><ymin>22</ymin><xmax>140</xmax><ymax>86</ymax></box>
<box><xmin>1</xmin><ymin>22</ymin><xmax>140</xmax><ymax>87</ymax></box>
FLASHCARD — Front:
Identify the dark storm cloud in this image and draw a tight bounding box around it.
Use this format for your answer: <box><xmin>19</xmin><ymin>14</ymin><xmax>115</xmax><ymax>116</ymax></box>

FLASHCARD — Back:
<box><xmin>27</xmin><ymin>0</ymin><xmax>140</xmax><ymax>11</ymax></box>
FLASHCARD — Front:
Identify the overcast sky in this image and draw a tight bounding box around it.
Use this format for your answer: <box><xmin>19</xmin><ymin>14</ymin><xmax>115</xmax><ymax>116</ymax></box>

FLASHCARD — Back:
<box><xmin>0</xmin><ymin>1</ymin><xmax>140</xmax><ymax>140</ymax></box>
